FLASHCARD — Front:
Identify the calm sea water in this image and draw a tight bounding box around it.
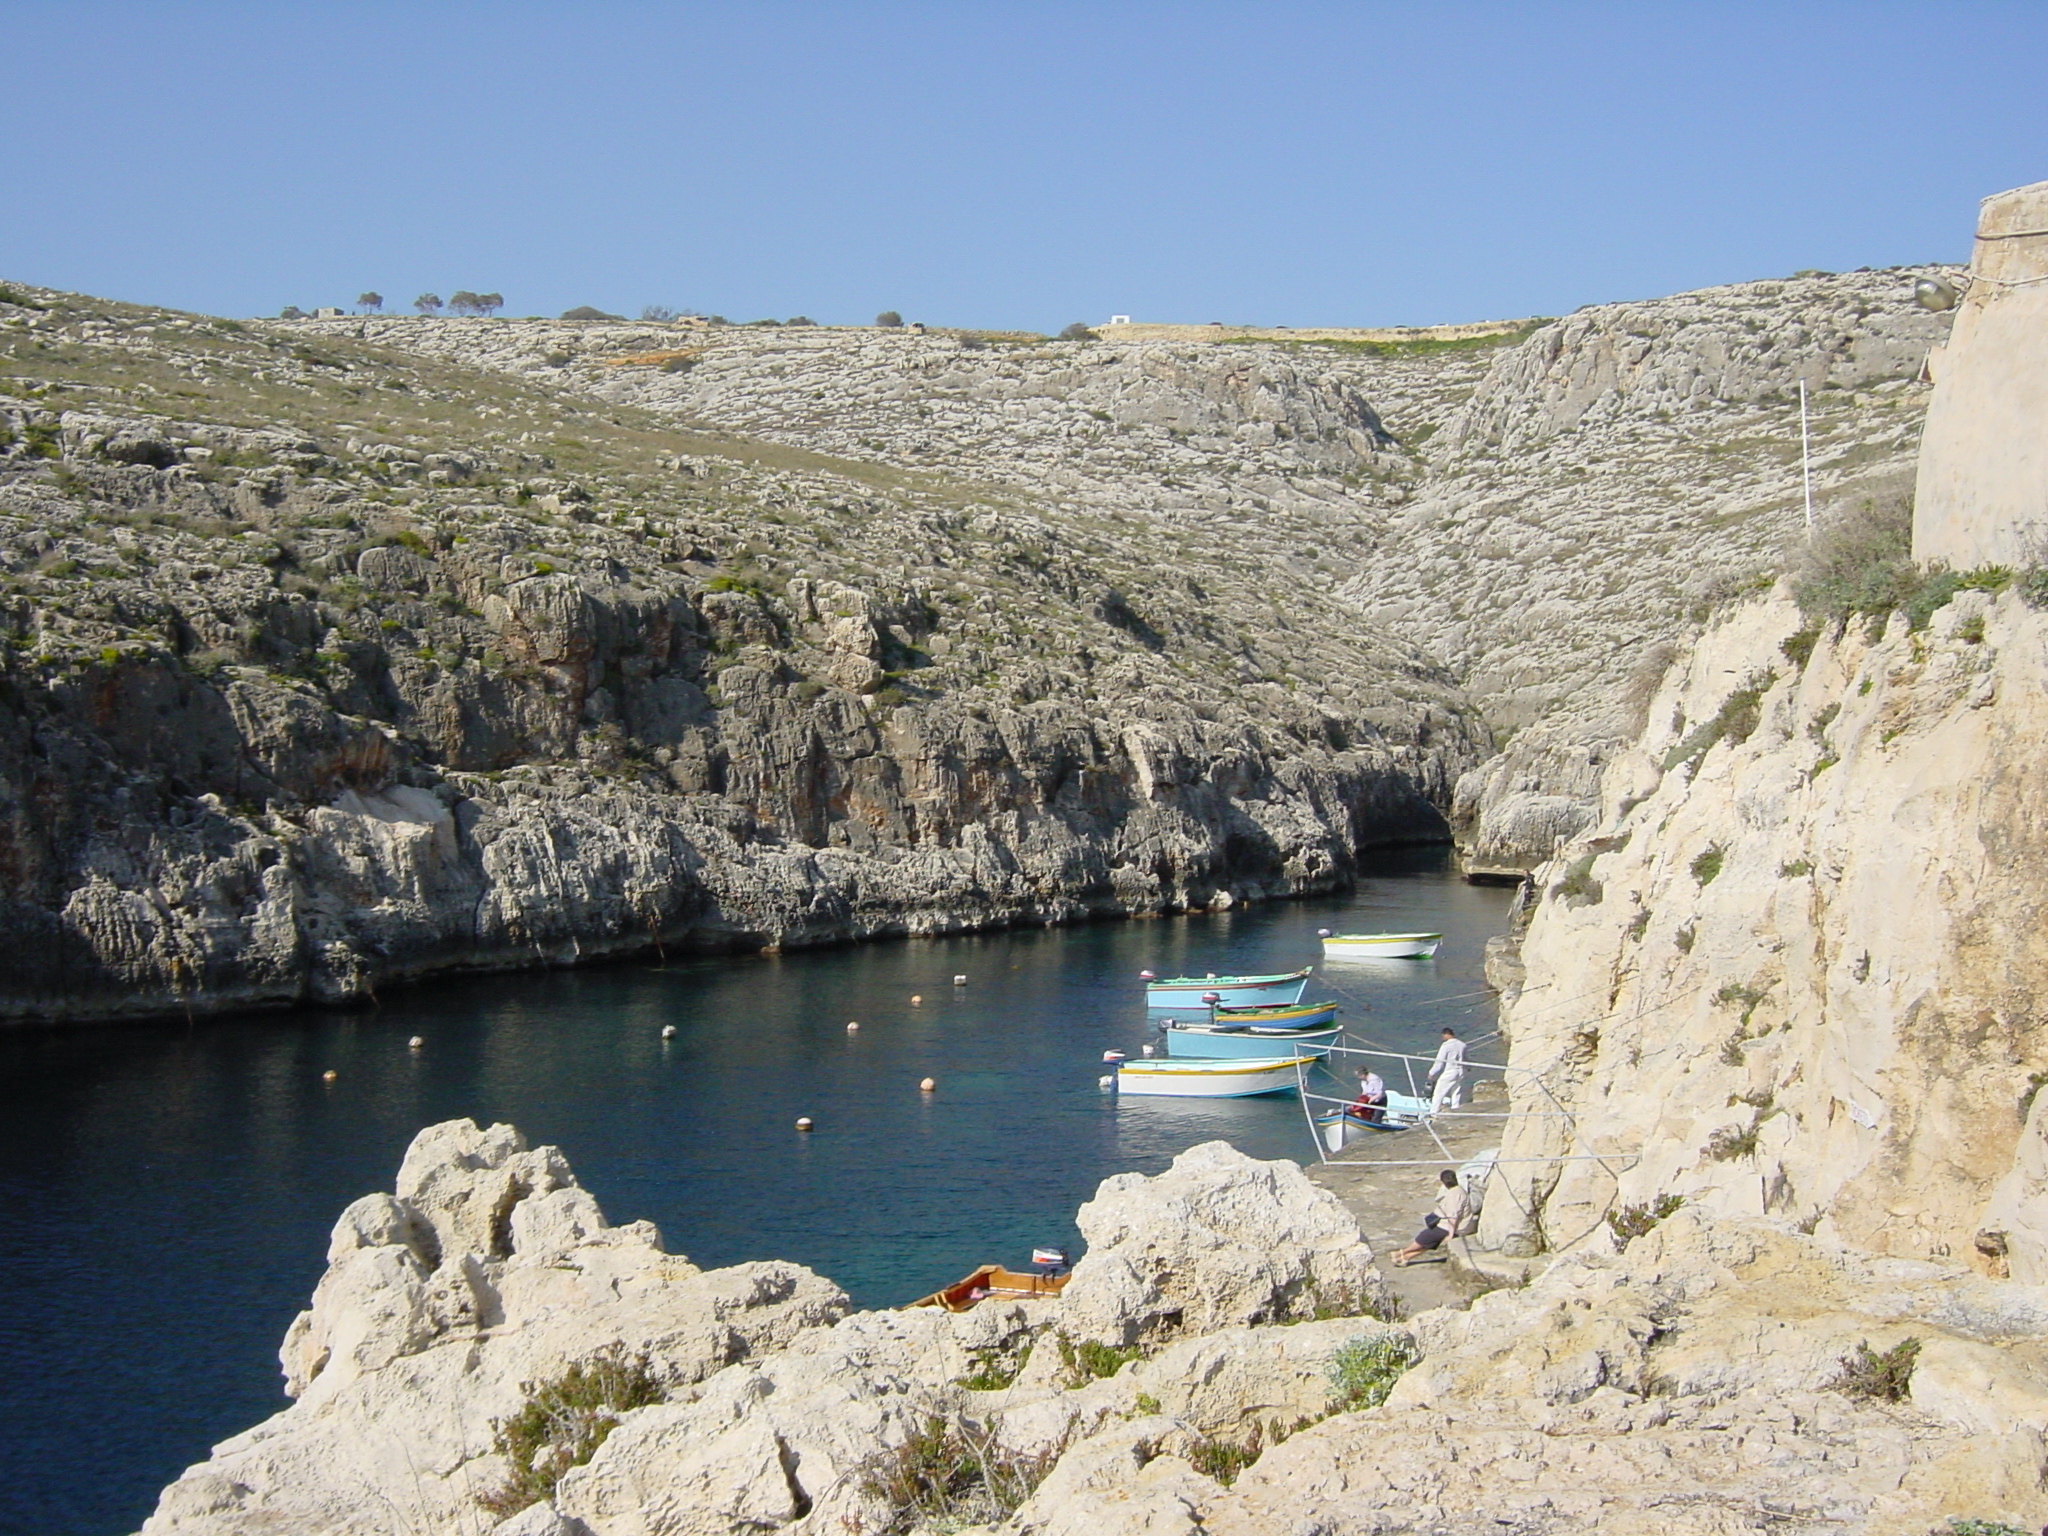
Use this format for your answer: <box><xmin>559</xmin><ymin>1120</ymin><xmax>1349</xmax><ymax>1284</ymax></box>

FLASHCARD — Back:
<box><xmin>0</xmin><ymin>849</ymin><xmax>1509</xmax><ymax>1536</ymax></box>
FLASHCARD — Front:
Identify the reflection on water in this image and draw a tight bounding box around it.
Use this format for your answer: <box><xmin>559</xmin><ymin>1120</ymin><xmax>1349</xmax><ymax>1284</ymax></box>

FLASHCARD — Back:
<box><xmin>0</xmin><ymin>847</ymin><xmax>1510</xmax><ymax>1536</ymax></box>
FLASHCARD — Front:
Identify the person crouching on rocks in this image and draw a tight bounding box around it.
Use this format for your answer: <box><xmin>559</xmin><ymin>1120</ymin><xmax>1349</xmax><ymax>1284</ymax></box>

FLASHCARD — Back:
<box><xmin>1391</xmin><ymin>1213</ymin><xmax>1450</xmax><ymax>1266</ymax></box>
<box><xmin>1347</xmin><ymin>1067</ymin><xmax>1388</xmax><ymax>1124</ymax></box>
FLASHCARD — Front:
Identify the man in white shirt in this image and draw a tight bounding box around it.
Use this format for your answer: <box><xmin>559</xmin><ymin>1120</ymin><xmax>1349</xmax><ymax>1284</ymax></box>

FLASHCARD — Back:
<box><xmin>1428</xmin><ymin>1028</ymin><xmax>1466</xmax><ymax>1113</ymax></box>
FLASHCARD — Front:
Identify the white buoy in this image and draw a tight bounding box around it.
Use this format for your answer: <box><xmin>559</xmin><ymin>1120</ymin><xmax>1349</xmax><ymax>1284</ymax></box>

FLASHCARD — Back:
<box><xmin>953</xmin><ymin>974</ymin><xmax>967</xmax><ymax>987</ymax></box>
<box><xmin>408</xmin><ymin>1035</ymin><xmax>424</xmax><ymax>1050</ymax></box>
<box><xmin>911</xmin><ymin>994</ymin><xmax>923</xmax><ymax>1005</ymax></box>
<box><xmin>1317</xmin><ymin>928</ymin><xmax>1332</xmax><ymax>938</ymax></box>
<box><xmin>1141</xmin><ymin>1044</ymin><xmax>1155</xmax><ymax>1057</ymax></box>
<box><xmin>846</xmin><ymin>1021</ymin><xmax>860</xmax><ymax>1032</ymax></box>
<box><xmin>321</xmin><ymin>1069</ymin><xmax>338</xmax><ymax>1082</ymax></box>
<box><xmin>661</xmin><ymin>1024</ymin><xmax>677</xmax><ymax>1040</ymax></box>
<box><xmin>920</xmin><ymin>1077</ymin><xmax>937</xmax><ymax>1092</ymax></box>
<box><xmin>1139</xmin><ymin>969</ymin><xmax>1156</xmax><ymax>980</ymax></box>
<box><xmin>1102</xmin><ymin>1049</ymin><xmax>1126</xmax><ymax>1063</ymax></box>
<box><xmin>1099</xmin><ymin>1075</ymin><xmax>1115</xmax><ymax>1089</ymax></box>
<box><xmin>795</xmin><ymin>1117</ymin><xmax>814</xmax><ymax>1132</ymax></box>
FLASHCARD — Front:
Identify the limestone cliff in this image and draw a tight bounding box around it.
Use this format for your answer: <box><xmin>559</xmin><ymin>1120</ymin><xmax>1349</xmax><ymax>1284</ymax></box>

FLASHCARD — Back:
<box><xmin>1482</xmin><ymin>582</ymin><xmax>2048</xmax><ymax>1283</ymax></box>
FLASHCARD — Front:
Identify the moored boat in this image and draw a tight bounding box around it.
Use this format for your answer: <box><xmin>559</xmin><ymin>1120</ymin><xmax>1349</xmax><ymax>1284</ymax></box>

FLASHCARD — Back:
<box><xmin>1321</xmin><ymin>932</ymin><xmax>1442</xmax><ymax>960</ymax></box>
<box><xmin>904</xmin><ymin>1263</ymin><xmax>1070</xmax><ymax>1312</ymax></box>
<box><xmin>1198</xmin><ymin>999</ymin><xmax>1339</xmax><ymax>1028</ymax></box>
<box><xmin>1115</xmin><ymin>1054</ymin><xmax>1313</xmax><ymax>1098</ymax></box>
<box><xmin>1143</xmin><ymin>968</ymin><xmax>1313</xmax><ymax>1009</ymax></box>
<box><xmin>1316</xmin><ymin>1090</ymin><xmax>1432</xmax><ymax>1149</ymax></box>
<box><xmin>1162</xmin><ymin>1021</ymin><xmax>1342</xmax><ymax>1058</ymax></box>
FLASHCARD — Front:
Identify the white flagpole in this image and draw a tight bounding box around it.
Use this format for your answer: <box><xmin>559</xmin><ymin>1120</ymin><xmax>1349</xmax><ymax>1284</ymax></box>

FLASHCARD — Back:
<box><xmin>1799</xmin><ymin>378</ymin><xmax>1814</xmax><ymax>539</ymax></box>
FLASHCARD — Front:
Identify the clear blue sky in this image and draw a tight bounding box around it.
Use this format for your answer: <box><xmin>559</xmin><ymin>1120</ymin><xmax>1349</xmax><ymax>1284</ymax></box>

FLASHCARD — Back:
<box><xmin>4</xmin><ymin>1</ymin><xmax>2043</xmax><ymax>330</ymax></box>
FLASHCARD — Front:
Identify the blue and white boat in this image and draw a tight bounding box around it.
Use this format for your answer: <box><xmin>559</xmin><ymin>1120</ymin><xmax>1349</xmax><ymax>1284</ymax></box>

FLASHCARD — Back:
<box><xmin>1162</xmin><ymin>1020</ymin><xmax>1342</xmax><ymax>1059</ymax></box>
<box><xmin>1143</xmin><ymin>968</ymin><xmax>1312</xmax><ymax>1010</ymax></box>
<box><xmin>1316</xmin><ymin>1091</ymin><xmax>1433</xmax><ymax>1149</ymax></box>
<box><xmin>1116</xmin><ymin>1055</ymin><xmax>1313</xmax><ymax>1098</ymax></box>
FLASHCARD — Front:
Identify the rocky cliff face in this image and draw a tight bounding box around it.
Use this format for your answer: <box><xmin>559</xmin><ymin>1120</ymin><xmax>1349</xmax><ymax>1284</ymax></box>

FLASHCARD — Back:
<box><xmin>1482</xmin><ymin>583</ymin><xmax>2048</xmax><ymax>1286</ymax></box>
<box><xmin>146</xmin><ymin>1120</ymin><xmax>2048</xmax><ymax>1536</ymax></box>
<box><xmin>0</xmin><ymin>264</ymin><xmax>1960</xmax><ymax>1019</ymax></box>
<box><xmin>0</xmin><ymin>286</ymin><xmax>1482</xmax><ymax>1021</ymax></box>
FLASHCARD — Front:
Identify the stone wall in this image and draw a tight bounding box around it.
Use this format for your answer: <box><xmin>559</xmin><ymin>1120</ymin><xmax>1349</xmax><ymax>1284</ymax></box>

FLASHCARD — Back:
<box><xmin>1914</xmin><ymin>180</ymin><xmax>2048</xmax><ymax>567</ymax></box>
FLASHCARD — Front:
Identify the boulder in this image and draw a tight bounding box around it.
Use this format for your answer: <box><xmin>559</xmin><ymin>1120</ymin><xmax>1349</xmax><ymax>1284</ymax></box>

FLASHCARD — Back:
<box><xmin>1056</xmin><ymin>1141</ymin><xmax>1381</xmax><ymax>1346</ymax></box>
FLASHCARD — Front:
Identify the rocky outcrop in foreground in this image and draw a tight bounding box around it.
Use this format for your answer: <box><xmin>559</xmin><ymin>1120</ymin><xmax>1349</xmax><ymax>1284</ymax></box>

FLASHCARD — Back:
<box><xmin>143</xmin><ymin>1121</ymin><xmax>2048</xmax><ymax>1536</ymax></box>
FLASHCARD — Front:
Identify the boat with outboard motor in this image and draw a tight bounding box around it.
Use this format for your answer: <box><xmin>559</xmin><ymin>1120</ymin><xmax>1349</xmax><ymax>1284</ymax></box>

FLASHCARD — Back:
<box><xmin>1161</xmin><ymin>1020</ymin><xmax>1342</xmax><ymax>1058</ymax></box>
<box><xmin>1315</xmin><ymin>1090</ymin><xmax>1432</xmax><ymax>1147</ymax></box>
<box><xmin>1142</xmin><ymin>967</ymin><xmax>1313</xmax><ymax>1009</ymax></box>
<box><xmin>904</xmin><ymin>1250</ymin><xmax>1070</xmax><ymax>1312</ymax></box>
<box><xmin>1115</xmin><ymin>1054</ymin><xmax>1314</xmax><ymax>1097</ymax></box>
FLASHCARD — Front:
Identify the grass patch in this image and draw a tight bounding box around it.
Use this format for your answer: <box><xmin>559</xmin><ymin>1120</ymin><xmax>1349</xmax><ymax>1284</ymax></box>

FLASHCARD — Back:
<box><xmin>957</xmin><ymin>1340</ymin><xmax>1032</xmax><ymax>1392</ymax></box>
<box><xmin>477</xmin><ymin>1348</ymin><xmax>663</xmax><ymax>1518</ymax></box>
<box><xmin>1705</xmin><ymin>1121</ymin><xmax>1760</xmax><ymax>1161</ymax></box>
<box><xmin>1605</xmin><ymin>1194</ymin><xmax>1684</xmax><ymax>1251</ymax></box>
<box><xmin>1662</xmin><ymin>673</ymin><xmax>1773</xmax><ymax>772</ymax></box>
<box><xmin>1829</xmin><ymin>1337</ymin><xmax>1920</xmax><ymax>1402</ymax></box>
<box><xmin>1056</xmin><ymin>1333</ymin><xmax>1144</xmax><ymax>1386</ymax></box>
<box><xmin>1690</xmin><ymin>845</ymin><xmax>1725</xmax><ymax>886</ymax></box>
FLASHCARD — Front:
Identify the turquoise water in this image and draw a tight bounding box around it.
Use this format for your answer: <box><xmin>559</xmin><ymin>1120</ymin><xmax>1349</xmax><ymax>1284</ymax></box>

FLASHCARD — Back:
<box><xmin>0</xmin><ymin>848</ymin><xmax>1509</xmax><ymax>1536</ymax></box>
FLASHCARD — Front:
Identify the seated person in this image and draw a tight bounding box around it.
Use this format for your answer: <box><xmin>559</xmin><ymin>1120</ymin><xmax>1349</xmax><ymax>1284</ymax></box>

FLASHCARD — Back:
<box><xmin>1431</xmin><ymin>1168</ymin><xmax>1472</xmax><ymax>1236</ymax></box>
<box><xmin>1391</xmin><ymin>1214</ymin><xmax>1450</xmax><ymax>1266</ymax></box>
<box><xmin>1346</xmin><ymin>1069</ymin><xmax>1389</xmax><ymax>1123</ymax></box>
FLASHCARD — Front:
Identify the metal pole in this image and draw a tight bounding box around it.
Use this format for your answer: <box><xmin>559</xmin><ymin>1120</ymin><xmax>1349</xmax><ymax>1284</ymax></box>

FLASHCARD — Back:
<box><xmin>1799</xmin><ymin>378</ymin><xmax>1814</xmax><ymax>539</ymax></box>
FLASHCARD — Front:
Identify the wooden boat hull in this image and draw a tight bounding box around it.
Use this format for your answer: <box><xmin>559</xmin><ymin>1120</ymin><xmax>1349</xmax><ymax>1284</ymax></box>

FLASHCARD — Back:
<box><xmin>1322</xmin><ymin>933</ymin><xmax>1442</xmax><ymax>960</ymax></box>
<box><xmin>1116</xmin><ymin>1055</ymin><xmax>1313</xmax><ymax>1098</ymax></box>
<box><xmin>904</xmin><ymin>1264</ymin><xmax>1070</xmax><ymax>1312</ymax></box>
<box><xmin>1144</xmin><ymin>968</ymin><xmax>1312</xmax><ymax>1009</ymax></box>
<box><xmin>1181</xmin><ymin>999</ymin><xmax>1339</xmax><ymax>1028</ymax></box>
<box><xmin>1162</xmin><ymin>1022</ymin><xmax>1341</xmax><ymax>1058</ymax></box>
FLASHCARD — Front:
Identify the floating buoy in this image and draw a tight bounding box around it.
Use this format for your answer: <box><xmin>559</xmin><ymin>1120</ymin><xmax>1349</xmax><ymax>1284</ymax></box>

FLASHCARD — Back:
<box><xmin>920</xmin><ymin>1077</ymin><xmax>937</xmax><ymax>1092</ymax></box>
<box><xmin>846</xmin><ymin>1021</ymin><xmax>860</xmax><ymax>1032</ymax></box>
<box><xmin>321</xmin><ymin>1069</ymin><xmax>338</xmax><ymax>1082</ymax></box>
<box><xmin>661</xmin><ymin>1024</ymin><xmax>677</xmax><ymax>1040</ymax></box>
<box><xmin>1317</xmin><ymin>928</ymin><xmax>1332</xmax><ymax>938</ymax></box>
<box><xmin>1205</xmin><ymin>972</ymin><xmax>1217</xmax><ymax>979</ymax></box>
<box><xmin>1102</xmin><ymin>1049</ymin><xmax>1127</xmax><ymax>1063</ymax></box>
<box><xmin>953</xmin><ymin>974</ymin><xmax>967</xmax><ymax>987</ymax></box>
<box><xmin>910</xmin><ymin>994</ymin><xmax>923</xmax><ymax>1005</ymax></box>
<box><xmin>1141</xmin><ymin>1044</ymin><xmax>1155</xmax><ymax>1057</ymax></box>
<box><xmin>1138</xmin><ymin>969</ymin><xmax>1156</xmax><ymax>980</ymax></box>
<box><xmin>408</xmin><ymin>1035</ymin><xmax>424</xmax><ymax>1050</ymax></box>
<box><xmin>1099</xmin><ymin>1075</ymin><xmax>1115</xmax><ymax>1090</ymax></box>
<box><xmin>795</xmin><ymin>1117</ymin><xmax>814</xmax><ymax>1132</ymax></box>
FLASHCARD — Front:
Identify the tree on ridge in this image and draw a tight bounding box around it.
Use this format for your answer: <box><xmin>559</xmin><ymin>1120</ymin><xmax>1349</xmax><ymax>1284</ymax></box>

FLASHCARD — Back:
<box><xmin>875</xmin><ymin>311</ymin><xmax>903</xmax><ymax>328</ymax></box>
<box><xmin>414</xmin><ymin>293</ymin><xmax>443</xmax><ymax>315</ymax></box>
<box><xmin>357</xmin><ymin>292</ymin><xmax>383</xmax><ymax>313</ymax></box>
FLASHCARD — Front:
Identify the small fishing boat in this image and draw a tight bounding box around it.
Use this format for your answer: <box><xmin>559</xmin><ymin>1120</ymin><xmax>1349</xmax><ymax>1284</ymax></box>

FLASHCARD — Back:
<box><xmin>1143</xmin><ymin>968</ymin><xmax>1313</xmax><ymax>1010</ymax></box>
<box><xmin>1162</xmin><ymin>1021</ymin><xmax>1342</xmax><ymax>1059</ymax></box>
<box><xmin>1206</xmin><ymin>999</ymin><xmax>1339</xmax><ymax>1028</ymax></box>
<box><xmin>1115</xmin><ymin>1054</ymin><xmax>1313</xmax><ymax>1098</ymax></box>
<box><xmin>1316</xmin><ymin>1091</ymin><xmax>1432</xmax><ymax>1149</ymax></box>
<box><xmin>1321</xmin><ymin>932</ymin><xmax>1442</xmax><ymax>960</ymax></box>
<box><xmin>904</xmin><ymin>1262</ymin><xmax>1070</xmax><ymax>1312</ymax></box>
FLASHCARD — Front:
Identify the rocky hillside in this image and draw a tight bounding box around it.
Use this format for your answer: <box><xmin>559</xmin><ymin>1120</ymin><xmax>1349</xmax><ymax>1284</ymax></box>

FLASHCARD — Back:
<box><xmin>1482</xmin><ymin>581</ymin><xmax>2048</xmax><ymax>1286</ymax></box>
<box><xmin>0</xmin><ymin>285</ymin><xmax>1483</xmax><ymax>1022</ymax></box>
<box><xmin>144</xmin><ymin>1121</ymin><xmax>2048</xmax><ymax>1536</ymax></box>
<box><xmin>0</xmin><ymin>265</ymin><xmax>1957</xmax><ymax>1020</ymax></box>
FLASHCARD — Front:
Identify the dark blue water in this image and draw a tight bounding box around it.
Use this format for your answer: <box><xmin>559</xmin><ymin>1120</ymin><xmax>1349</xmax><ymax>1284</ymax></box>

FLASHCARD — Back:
<box><xmin>0</xmin><ymin>849</ymin><xmax>1508</xmax><ymax>1536</ymax></box>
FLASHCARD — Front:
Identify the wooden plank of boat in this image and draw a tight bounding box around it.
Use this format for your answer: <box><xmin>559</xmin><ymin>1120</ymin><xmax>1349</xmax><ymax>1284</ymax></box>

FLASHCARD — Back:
<box><xmin>1209</xmin><ymin>999</ymin><xmax>1339</xmax><ymax>1028</ymax></box>
<box><xmin>1116</xmin><ymin>1054</ymin><xmax>1315</xmax><ymax>1098</ymax></box>
<box><xmin>1143</xmin><ymin>968</ymin><xmax>1313</xmax><ymax>1009</ymax></box>
<box><xmin>904</xmin><ymin>1264</ymin><xmax>1070</xmax><ymax>1312</ymax></box>
<box><xmin>1321</xmin><ymin>932</ymin><xmax>1442</xmax><ymax>959</ymax></box>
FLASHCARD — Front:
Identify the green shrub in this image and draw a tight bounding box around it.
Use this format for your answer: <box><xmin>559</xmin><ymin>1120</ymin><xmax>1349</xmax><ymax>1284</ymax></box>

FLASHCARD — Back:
<box><xmin>1705</xmin><ymin>1122</ymin><xmax>1759</xmax><ymax>1161</ymax></box>
<box><xmin>958</xmin><ymin>1340</ymin><xmax>1032</xmax><ymax>1391</ymax></box>
<box><xmin>1662</xmin><ymin>674</ymin><xmax>1773</xmax><ymax>771</ymax></box>
<box><xmin>1829</xmin><ymin>1337</ymin><xmax>1920</xmax><ymax>1402</ymax></box>
<box><xmin>1780</xmin><ymin>626</ymin><xmax>1820</xmax><ymax>667</ymax></box>
<box><xmin>1187</xmin><ymin>1423</ymin><xmax>1269</xmax><ymax>1485</ymax></box>
<box><xmin>1327</xmin><ymin>1333</ymin><xmax>1418</xmax><ymax>1411</ymax></box>
<box><xmin>1674</xmin><ymin>924</ymin><xmax>1697</xmax><ymax>954</ymax></box>
<box><xmin>1605</xmin><ymin>1194</ymin><xmax>1684</xmax><ymax>1251</ymax></box>
<box><xmin>1552</xmin><ymin>854</ymin><xmax>1601</xmax><ymax>904</ymax></box>
<box><xmin>872</xmin><ymin>684</ymin><xmax>909</xmax><ymax>709</ymax></box>
<box><xmin>1058</xmin><ymin>322</ymin><xmax>1099</xmax><ymax>342</ymax></box>
<box><xmin>1779</xmin><ymin>859</ymin><xmax>1811</xmax><ymax>877</ymax></box>
<box><xmin>22</xmin><ymin>421</ymin><xmax>61</xmax><ymax>459</ymax></box>
<box><xmin>857</xmin><ymin>1415</ymin><xmax>1057</xmax><ymax>1531</ymax></box>
<box><xmin>1690</xmin><ymin>846</ymin><xmax>1724</xmax><ymax>885</ymax></box>
<box><xmin>478</xmin><ymin>1348</ymin><xmax>663</xmax><ymax>1517</ymax></box>
<box><xmin>1056</xmin><ymin>1333</ymin><xmax>1142</xmax><ymax>1385</ymax></box>
<box><xmin>1947</xmin><ymin>1518</ymin><xmax>2033</xmax><ymax>1536</ymax></box>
